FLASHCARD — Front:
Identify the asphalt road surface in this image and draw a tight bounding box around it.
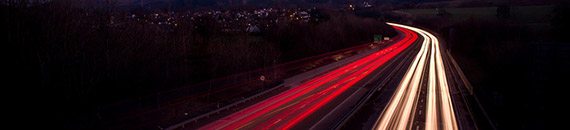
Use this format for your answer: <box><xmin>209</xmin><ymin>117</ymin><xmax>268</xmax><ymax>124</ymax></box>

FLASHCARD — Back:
<box><xmin>170</xmin><ymin>23</ymin><xmax>486</xmax><ymax>130</ymax></box>
<box><xmin>196</xmin><ymin>24</ymin><xmax>418</xmax><ymax>130</ymax></box>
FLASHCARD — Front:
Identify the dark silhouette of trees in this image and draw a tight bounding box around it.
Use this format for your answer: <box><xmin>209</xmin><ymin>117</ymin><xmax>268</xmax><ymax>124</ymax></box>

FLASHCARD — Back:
<box><xmin>3</xmin><ymin>1</ymin><xmax>396</xmax><ymax>129</ymax></box>
<box><xmin>551</xmin><ymin>3</ymin><xmax>570</xmax><ymax>41</ymax></box>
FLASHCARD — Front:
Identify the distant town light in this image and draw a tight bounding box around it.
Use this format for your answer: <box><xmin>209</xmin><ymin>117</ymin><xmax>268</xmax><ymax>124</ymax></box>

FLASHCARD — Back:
<box><xmin>260</xmin><ymin>75</ymin><xmax>266</xmax><ymax>81</ymax></box>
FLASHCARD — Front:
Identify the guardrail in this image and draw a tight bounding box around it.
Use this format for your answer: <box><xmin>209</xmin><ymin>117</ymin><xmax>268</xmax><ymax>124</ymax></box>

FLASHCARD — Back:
<box><xmin>165</xmin><ymin>42</ymin><xmax>390</xmax><ymax>130</ymax></box>
<box><xmin>446</xmin><ymin>50</ymin><xmax>496</xmax><ymax>130</ymax></box>
<box><xmin>165</xmin><ymin>83</ymin><xmax>285</xmax><ymax>130</ymax></box>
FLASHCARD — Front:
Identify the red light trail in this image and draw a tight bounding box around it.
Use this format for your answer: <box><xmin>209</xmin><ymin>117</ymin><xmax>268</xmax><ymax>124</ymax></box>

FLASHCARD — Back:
<box><xmin>198</xmin><ymin>25</ymin><xmax>418</xmax><ymax>130</ymax></box>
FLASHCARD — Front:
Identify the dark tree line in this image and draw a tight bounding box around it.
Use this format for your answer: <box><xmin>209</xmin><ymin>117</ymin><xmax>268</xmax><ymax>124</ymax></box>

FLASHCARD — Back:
<box><xmin>3</xmin><ymin>1</ymin><xmax>396</xmax><ymax>129</ymax></box>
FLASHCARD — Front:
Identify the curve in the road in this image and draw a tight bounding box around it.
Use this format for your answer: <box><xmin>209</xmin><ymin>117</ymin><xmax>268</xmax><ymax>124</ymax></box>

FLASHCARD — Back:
<box><xmin>373</xmin><ymin>23</ymin><xmax>458</xmax><ymax>130</ymax></box>
<box><xmin>196</xmin><ymin>24</ymin><xmax>418</xmax><ymax>130</ymax></box>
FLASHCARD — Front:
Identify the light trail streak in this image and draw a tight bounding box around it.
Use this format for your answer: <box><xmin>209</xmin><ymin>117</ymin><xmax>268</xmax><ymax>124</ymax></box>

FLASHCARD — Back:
<box><xmin>198</xmin><ymin>25</ymin><xmax>417</xmax><ymax>130</ymax></box>
<box><xmin>374</xmin><ymin>23</ymin><xmax>458</xmax><ymax>130</ymax></box>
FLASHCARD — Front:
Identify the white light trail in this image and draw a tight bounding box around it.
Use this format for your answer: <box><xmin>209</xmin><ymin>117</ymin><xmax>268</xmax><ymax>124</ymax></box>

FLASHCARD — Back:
<box><xmin>374</xmin><ymin>23</ymin><xmax>458</xmax><ymax>130</ymax></box>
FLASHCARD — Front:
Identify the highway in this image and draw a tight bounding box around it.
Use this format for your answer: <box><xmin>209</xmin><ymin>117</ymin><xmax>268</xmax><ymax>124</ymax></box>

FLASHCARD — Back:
<box><xmin>339</xmin><ymin>23</ymin><xmax>486</xmax><ymax>130</ymax></box>
<box><xmin>168</xmin><ymin>23</ymin><xmax>486</xmax><ymax>130</ymax></box>
<box><xmin>372</xmin><ymin>23</ymin><xmax>458</xmax><ymax>130</ymax></box>
<box><xmin>195</xmin><ymin>24</ymin><xmax>418</xmax><ymax>130</ymax></box>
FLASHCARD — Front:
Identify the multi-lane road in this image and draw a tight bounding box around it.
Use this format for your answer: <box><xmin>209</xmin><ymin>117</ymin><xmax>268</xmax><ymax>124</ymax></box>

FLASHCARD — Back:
<box><xmin>373</xmin><ymin>23</ymin><xmax>458</xmax><ymax>130</ymax></box>
<box><xmin>169</xmin><ymin>23</ymin><xmax>485</xmax><ymax>130</ymax></box>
